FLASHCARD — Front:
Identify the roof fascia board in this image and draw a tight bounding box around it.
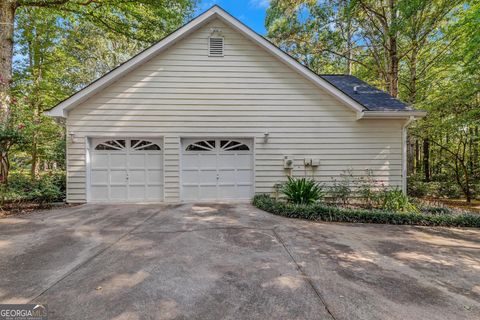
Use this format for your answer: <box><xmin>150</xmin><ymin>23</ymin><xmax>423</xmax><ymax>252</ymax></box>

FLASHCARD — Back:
<box><xmin>45</xmin><ymin>8</ymin><xmax>218</xmax><ymax>117</ymax></box>
<box><xmin>357</xmin><ymin>110</ymin><xmax>427</xmax><ymax>119</ymax></box>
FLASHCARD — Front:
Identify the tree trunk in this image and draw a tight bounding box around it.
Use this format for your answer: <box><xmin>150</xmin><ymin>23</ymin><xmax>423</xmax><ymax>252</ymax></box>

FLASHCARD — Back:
<box><xmin>408</xmin><ymin>47</ymin><xmax>418</xmax><ymax>104</ymax></box>
<box><xmin>30</xmin><ymin>139</ymin><xmax>39</xmax><ymax>179</ymax></box>
<box><xmin>475</xmin><ymin>126</ymin><xmax>479</xmax><ymax>178</ymax></box>
<box><xmin>0</xmin><ymin>0</ymin><xmax>16</xmax><ymax>118</ymax></box>
<box><xmin>387</xmin><ymin>0</ymin><xmax>399</xmax><ymax>98</ymax></box>
<box><xmin>423</xmin><ymin>138</ymin><xmax>430</xmax><ymax>182</ymax></box>
<box><xmin>469</xmin><ymin>127</ymin><xmax>474</xmax><ymax>174</ymax></box>
<box><xmin>345</xmin><ymin>7</ymin><xmax>353</xmax><ymax>75</ymax></box>
<box><xmin>0</xmin><ymin>1</ymin><xmax>16</xmax><ymax>185</ymax></box>
<box><xmin>415</xmin><ymin>139</ymin><xmax>420</xmax><ymax>174</ymax></box>
<box><xmin>407</xmin><ymin>134</ymin><xmax>415</xmax><ymax>174</ymax></box>
<box><xmin>388</xmin><ymin>39</ymin><xmax>399</xmax><ymax>98</ymax></box>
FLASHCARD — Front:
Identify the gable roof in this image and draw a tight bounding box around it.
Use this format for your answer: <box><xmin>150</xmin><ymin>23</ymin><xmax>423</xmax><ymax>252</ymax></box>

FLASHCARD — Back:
<box><xmin>45</xmin><ymin>5</ymin><xmax>425</xmax><ymax>119</ymax></box>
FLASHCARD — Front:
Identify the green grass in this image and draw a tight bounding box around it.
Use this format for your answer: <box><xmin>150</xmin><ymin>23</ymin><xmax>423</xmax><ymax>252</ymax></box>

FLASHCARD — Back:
<box><xmin>252</xmin><ymin>194</ymin><xmax>480</xmax><ymax>228</ymax></box>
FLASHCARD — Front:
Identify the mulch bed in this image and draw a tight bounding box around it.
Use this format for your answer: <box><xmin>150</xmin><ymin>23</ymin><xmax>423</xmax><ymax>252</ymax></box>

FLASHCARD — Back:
<box><xmin>0</xmin><ymin>202</ymin><xmax>77</xmax><ymax>219</ymax></box>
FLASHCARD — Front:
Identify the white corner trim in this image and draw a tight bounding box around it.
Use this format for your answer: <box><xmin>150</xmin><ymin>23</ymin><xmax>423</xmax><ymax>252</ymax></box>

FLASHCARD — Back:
<box><xmin>45</xmin><ymin>6</ymin><xmax>371</xmax><ymax>118</ymax></box>
<box><xmin>402</xmin><ymin>116</ymin><xmax>416</xmax><ymax>194</ymax></box>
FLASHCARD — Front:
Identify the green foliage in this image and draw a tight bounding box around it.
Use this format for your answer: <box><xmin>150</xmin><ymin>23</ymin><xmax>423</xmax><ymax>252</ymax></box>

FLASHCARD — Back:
<box><xmin>357</xmin><ymin>169</ymin><xmax>381</xmax><ymax>208</ymax></box>
<box><xmin>328</xmin><ymin>170</ymin><xmax>353</xmax><ymax>205</ymax></box>
<box><xmin>0</xmin><ymin>120</ymin><xmax>25</xmax><ymax>154</ymax></box>
<box><xmin>408</xmin><ymin>174</ymin><xmax>463</xmax><ymax>199</ymax></box>
<box><xmin>281</xmin><ymin>176</ymin><xmax>324</xmax><ymax>205</ymax></box>
<box><xmin>266</xmin><ymin>0</ymin><xmax>351</xmax><ymax>73</ymax></box>
<box><xmin>252</xmin><ymin>194</ymin><xmax>480</xmax><ymax>228</ymax></box>
<box><xmin>380</xmin><ymin>188</ymin><xmax>419</xmax><ymax>213</ymax></box>
<box><xmin>1</xmin><ymin>171</ymin><xmax>65</xmax><ymax>204</ymax></box>
<box><xmin>16</xmin><ymin>0</ymin><xmax>196</xmax><ymax>43</ymax></box>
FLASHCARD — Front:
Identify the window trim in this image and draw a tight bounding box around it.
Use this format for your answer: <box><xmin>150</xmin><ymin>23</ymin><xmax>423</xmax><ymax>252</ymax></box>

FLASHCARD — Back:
<box><xmin>185</xmin><ymin>139</ymin><xmax>250</xmax><ymax>152</ymax></box>
<box><xmin>94</xmin><ymin>139</ymin><xmax>126</xmax><ymax>151</ymax></box>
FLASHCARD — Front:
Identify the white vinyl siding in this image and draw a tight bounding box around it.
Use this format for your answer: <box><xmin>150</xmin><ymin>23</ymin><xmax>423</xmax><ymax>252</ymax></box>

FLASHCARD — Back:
<box><xmin>66</xmin><ymin>19</ymin><xmax>404</xmax><ymax>203</ymax></box>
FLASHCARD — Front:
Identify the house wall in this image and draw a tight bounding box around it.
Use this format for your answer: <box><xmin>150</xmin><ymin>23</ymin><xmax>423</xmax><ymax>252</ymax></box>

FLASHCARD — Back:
<box><xmin>66</xmin><ymin>19</ymin><xmax>405</xmax><ymax>203</ymax></box>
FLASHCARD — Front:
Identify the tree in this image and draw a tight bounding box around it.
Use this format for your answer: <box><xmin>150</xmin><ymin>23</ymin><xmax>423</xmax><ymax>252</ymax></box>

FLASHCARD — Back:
<box><xmin>0</xmin><ymin>0</ymin><xmax>195</xmax><ymax>184</ymax></box>
<box><xmin>266</xmin><ymin>0</ymin><xmax>463</xmax><ymax>97</ymax></box>
<box><xmin>411</xmin><ymin>1</ymin><xmax>480</xmax><ymax>202</ymax></box>
<box><xmin>266</xmin><ymin>0</ymin><xmax>479</xmax><ymax>202</ymax></box>
<box><xmin>266</xmin><ymin>0</ymin><xmax>360</xmax><ymax>75</ymax></box>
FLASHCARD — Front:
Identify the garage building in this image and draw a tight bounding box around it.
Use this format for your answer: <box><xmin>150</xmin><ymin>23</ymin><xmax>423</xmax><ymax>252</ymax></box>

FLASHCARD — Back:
<box><xmin>46</xmin><ymin>6</ymin><xmax>425</xmax><ymax>203</ymax></box>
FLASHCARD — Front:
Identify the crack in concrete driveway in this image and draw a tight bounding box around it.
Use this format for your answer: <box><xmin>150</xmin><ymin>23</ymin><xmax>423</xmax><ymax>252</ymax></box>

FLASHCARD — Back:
<box><xmin>1</xmin><ymin>203</ymin><xmax>479</xmax><ymax>320</ymax></box>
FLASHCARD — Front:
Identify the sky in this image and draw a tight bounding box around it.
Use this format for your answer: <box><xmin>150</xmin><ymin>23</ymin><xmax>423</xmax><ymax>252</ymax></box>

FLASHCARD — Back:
<box><xmin>195</xmin><ymin>0</ymin><xmax>270</xmax><ymax>35</ymax></box>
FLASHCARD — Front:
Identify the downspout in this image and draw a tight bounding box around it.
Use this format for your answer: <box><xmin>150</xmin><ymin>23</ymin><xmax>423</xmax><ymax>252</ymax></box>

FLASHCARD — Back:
<box><xmin>402</xmin><ymin>116</ymin><xmax>415</xmax><ymax>194</ymax></box>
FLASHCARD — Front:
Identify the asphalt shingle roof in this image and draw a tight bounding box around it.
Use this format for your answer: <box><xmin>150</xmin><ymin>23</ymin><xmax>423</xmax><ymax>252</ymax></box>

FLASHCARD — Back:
<box><xmin>320</xmin><ymin>75</ymin><xmax>412</xmax><ymax>111</ymax></box>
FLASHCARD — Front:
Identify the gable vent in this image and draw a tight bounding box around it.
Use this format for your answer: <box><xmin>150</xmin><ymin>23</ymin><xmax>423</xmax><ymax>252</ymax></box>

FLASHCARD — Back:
<box><xmin>209</xmin><ymin>37</ymin><xmax>224</xmax><ymax>57</ymax></box>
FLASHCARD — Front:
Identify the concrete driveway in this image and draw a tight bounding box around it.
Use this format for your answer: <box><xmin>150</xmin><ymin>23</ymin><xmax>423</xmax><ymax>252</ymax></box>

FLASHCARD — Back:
<box><xmin>1</xmin><ymin>203</ymin><xmax>479</xmax><ymax>320</ymax></box>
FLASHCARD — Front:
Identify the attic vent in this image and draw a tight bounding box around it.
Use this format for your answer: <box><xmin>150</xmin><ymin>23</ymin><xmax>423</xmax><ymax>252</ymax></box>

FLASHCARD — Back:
<box><xmin>209</xmin><ymin>37</ymin><xmax>224</xmax><ymax>57</ymax></box>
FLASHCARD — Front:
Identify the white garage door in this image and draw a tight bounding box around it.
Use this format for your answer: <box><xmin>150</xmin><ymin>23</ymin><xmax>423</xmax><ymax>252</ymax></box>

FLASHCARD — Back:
<box><xmin>181</xmin><ymin>138</ymin><xmax>254</xmax><ymax>201</ymax></box>
<box><xmin>89</xmin><ymin>138</ymin><xmax>163</xmax><ymax>202</ymax></box>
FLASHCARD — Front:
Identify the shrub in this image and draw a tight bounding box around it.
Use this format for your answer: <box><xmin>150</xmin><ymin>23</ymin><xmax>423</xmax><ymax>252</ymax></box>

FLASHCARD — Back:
<box><xmin>380</xmin><ymin>188</ymin><xmax>418</xmax><ymax>213</ymax></box>
<box><xmin>281</xmin><ymin>176</ymin><xmax>324</xmax><ymax>205</ymax></box>
<box><xmin>1</xmin><ymin>171</ymin><xmax>65</xmax><ymax>204</ymax></box>
<box><xmin>31</xmin><ymin>174</ymin><xmax>64</xmax><ymax>203</ymax></box>
<box><xmin>252</xmin><ymin>194</ymin><xmax>480</xmax><ymax>228</ymax></box>
<box><xmin>407</xmin><ymin>175</ymin><xmax>427</xmax><ymax>197</ymax></box>
<box><xmin>329</xmin><ymin>171</ymin><xmax>353</xmax><ymax>205</ymax></box>
<box><xmin>408</xmin><ymin>174</ymin><xmax>463</xmax><ymax>199</ymax></box>
<box><xmin>357</xmin><ymin>169</ymin><xmax>381</xmax><ymax>208</ymax></box>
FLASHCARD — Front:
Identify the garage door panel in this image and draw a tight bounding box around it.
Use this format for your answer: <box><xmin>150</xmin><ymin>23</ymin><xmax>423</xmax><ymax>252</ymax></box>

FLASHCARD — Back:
<box><xmin>91</xmin><ymin>186</ymin><xmax>108</xmax><ymax>200</ymax></box>
<box><xmin>129</xmin><ymin>185</ymin><xmax>146</xmax><ymax>199</ymax></box>
<box><xmin>128</xmin><ymin>154</ymin><xmax>145</xmax><ymax>168</ymax></box>
<box><xmin>182</xmin><ymin>170</ymin><xmax>199</xmax><ymax>184</ymax></box>
<box><xmin>182</xmin><ymin>154</ymin><xmax>199</xmax><ymax>168</ymax></box>
<box><xmin>91</xmin><ymin>170</ymin><xmax>108</xmax><ymax>184</ymax></box>
<box><xmin>147</xmin><ymin>170</ymin><xmax>163</xmax><ymax>184</ymax></box>
<box><xmin>110</xmin><ymin>170</ymin><xmax>127</xmax><ymax>184</ymax></box>
<box><xmin>110</xmin><ymin>186</ymin><xmax>127</xmax><ymax>200</ymax></box>
<box><xmin>218</xmin><ymin>186</ymin><xmax>236</xmax><ymax>199</ymax></box>
<box><xmin>182</xmin><ymin>186</ymin><xmax>198</xmax><ymax>201</ymax></box>
<box><xmin>217</xmin><ymin>154</ymin><xmax>236</xmax><ymax>167</ymax></box>
<box><xmin>89</xmin><ymin>138</ymin><xmax>163</xmax><ymax>202</ymax></box>
<box><xmin>146</xmin><ymin>154</ymin><xmax>162</xmax><ymax>168</ymax></box>
<box><xmin>200</xmin><ymin>170</ymin><xmax>217</xmax><ymax>182</ymax></box>
<box><xmin>110</xmin><ymin>154</ymin><xmax>127</xmax><ymax>168</ymax></box>
<box><xmin>198</xmin><ymin>154</ymin><xmax>217</xmax><ymax>166</ymax></box>
<box><xmin>147</xmin><ymin>186</ymin><xmax>163</xmax><ymax>200</ymax></box>
<box><xmin>219</xmin><ymin>170</ymin><xmax>235</xmax><ymax>183</ymax></box>
<box><xmin>91</xmin><ymin>154</ymin><xmax>109</xmax><ymax>168</ymax></box>
<box><xmin>129</xmin><ymin>170</ymin><xmax>146</xmax><ymax>184</ymax></box>
<box><xmin>236</xmin><ymin>154</ymin><xmax>253</xmax><ymax>168</ymax></box>
<box><xmin>199</xmin><ymin>185</ymin><xmax>217</xmax><ymax>199</ymax></box>
<box><xmin>181</xmin><ymin>138</ymin><xmax>253</xmax><ymax>201</ymax></box>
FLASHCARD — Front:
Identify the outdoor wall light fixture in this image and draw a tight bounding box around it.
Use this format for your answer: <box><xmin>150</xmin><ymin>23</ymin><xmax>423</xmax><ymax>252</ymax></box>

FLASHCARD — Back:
<box><xmin>69</xmin><ymin>131</ymin><xmax>75</xmax><ymax>142</ymax></box>
<box><xmin>264</xmin><ymin>130</ymin><xmax>269</xmax><ymax>143</ymax></box>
